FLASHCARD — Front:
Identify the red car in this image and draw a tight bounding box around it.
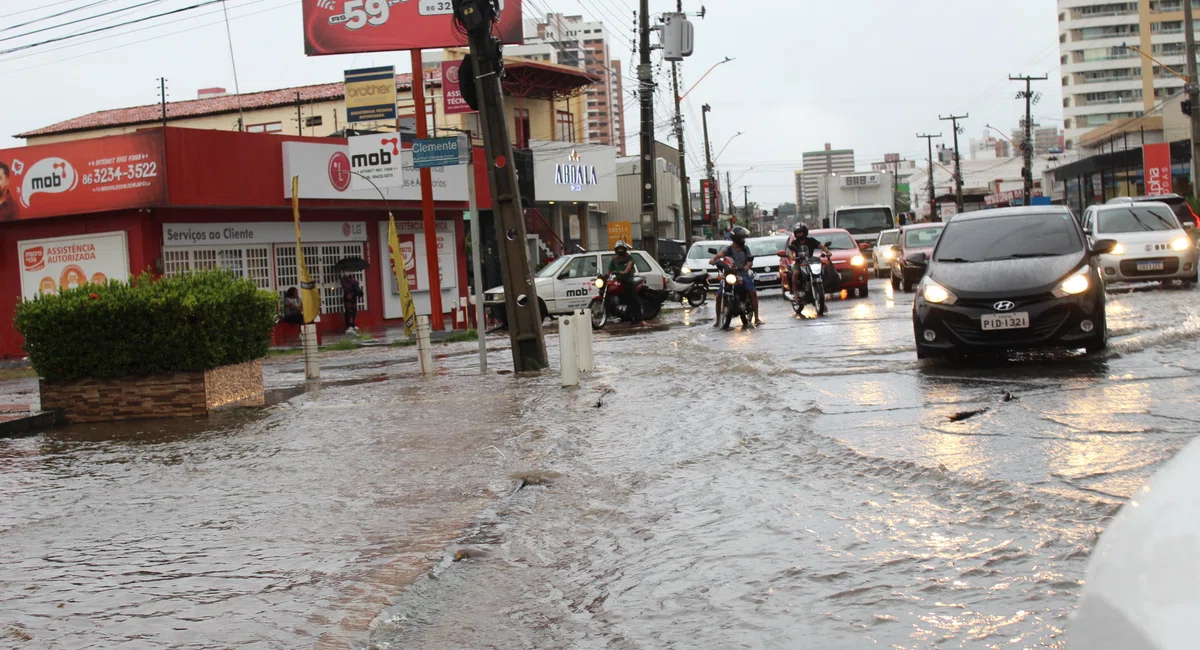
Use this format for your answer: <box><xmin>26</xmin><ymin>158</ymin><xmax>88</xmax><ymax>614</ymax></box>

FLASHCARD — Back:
<box><xmin>809</xmin><ymin>228</ymin><xmax>870</xmax><ymax>298</ymax></box>
<box><xmin>890</xmin><ymin>223</ymin><xmax>945</xmax><ymax>292</ymax></box>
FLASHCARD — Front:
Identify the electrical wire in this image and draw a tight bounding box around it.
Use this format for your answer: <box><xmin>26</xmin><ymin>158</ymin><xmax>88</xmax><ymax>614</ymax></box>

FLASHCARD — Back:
<box><xmin>0</xmin><ymin>0</ymin><xmax>168</xmax><ymax>43</ymax></box>
<box><xmin>0</xmin><ymin>0</ymin><xmax>220</xmax><ymax>55</ymax></box>
<box><xmin>1</xmin><ymin>0</ymin><xmax>120</xmax><ymax>33</ymax></box>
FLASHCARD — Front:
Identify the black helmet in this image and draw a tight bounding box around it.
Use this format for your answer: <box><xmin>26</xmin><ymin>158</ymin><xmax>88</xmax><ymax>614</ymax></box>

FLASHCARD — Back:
<box><xmin>793</xmin><ymin>223</ymin><xmax>809</xmax><ymax>238</ymax></box>
<box><xmin>730</xmin><ymin>226</ymin><xmax>749</xmax><ymax>245</ymax></box>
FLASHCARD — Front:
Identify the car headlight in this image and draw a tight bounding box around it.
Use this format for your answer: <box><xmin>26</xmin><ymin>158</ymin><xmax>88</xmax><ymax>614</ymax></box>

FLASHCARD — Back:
<box><xmin>882</xmin><ymin>249</ymin><xmax>895</xmax><ymax>260</ymax></box>
<box><xmin>921</xmin><ymin>279</ymin><xmax>957</xmax><ymax>305</ymax></box>
<box><xmin>1171</xmin><ymin>237</ymin><xmax>1191</xmax><ymax>251</ymax></box>
<box><xmin>681</xmin><ymin>266</ymin><xmax>692</xmax><ymax>274</ymax></box>
<box><xmin>850</xmin><ymin>255</ymin><xmax>865</xmax><ymax>267</ymax></box>
<box><xmin>1053</xmin><ymin>266</ymin><xmax>1091</xmax><ymax>298</ymax></box>
<box><xmin>725</xmin><ymin>274</ymin><xmax>738</xmax><ymax>285</ymax></box>
<box><xmin>594</xmin><ymin>278</ymin><xmax>605</xmax><ymax>288</ymax></box>
<box><xmin>1110</xmin><ymin>242</ymin><xmax>1125</xmax><ymax>255</ymax></box>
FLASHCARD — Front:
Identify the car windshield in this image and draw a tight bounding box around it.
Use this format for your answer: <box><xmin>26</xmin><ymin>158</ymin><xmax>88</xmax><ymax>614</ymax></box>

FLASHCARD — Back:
<box><xmin>904</xmin><ymin>226</ymin><xmax>944</xmax><ymax>248</ymax></box>
<box><xmin>836</xmin><ymin>208</ymin><xmax>892</xmax><ymax>234</ymax></box>
<box><xmin>815</xmin><ymin>232</ymin><xmax>857</xmax><ymax>250</ymax></box>
<box><xmin>1098</xmin><ymin>206</ymin><xmax>1180</xmax><ymax>233</ymax></box>
<box><xmin>688</xmin><ymin>243</ymin><xmax>724</xmax><ymax>259</ymax></box>
<box><xmin>878</xmin><ymin>231</ymin><xmax>898</xmax><ymax>246</ymax></box>
<box><xmin>935</xmin><ymin>213</ymin><xmax>1083</xmax><ymax>262</ymax></box>
<box><xmin>748</xmin><ymin>237</ymin><xmax>788</xmax><ymax>256</ymax></box>
<box><xmin>534</xmin><ymin>256</ymin><xmax>570</xmax><ymax>278</ymax></box>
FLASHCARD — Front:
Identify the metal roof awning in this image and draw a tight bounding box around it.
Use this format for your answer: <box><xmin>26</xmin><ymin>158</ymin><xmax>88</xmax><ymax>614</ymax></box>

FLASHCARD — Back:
<box><xmin>501</xmin><ymin>58</ymin><xmax>601</xmax><ymax>101</ymax></box>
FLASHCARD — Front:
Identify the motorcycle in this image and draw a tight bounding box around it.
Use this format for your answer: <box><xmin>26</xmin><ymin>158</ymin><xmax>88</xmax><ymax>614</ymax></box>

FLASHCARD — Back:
<box><xmin>788</xmin><ymin>250</ymin><xmax>830</xmax><ymax>317</ymax></box>
<box><xmin>666</xmin><ymin>270</ymin><xmax>710</xmax><ymax>307</ymax></box>
<box><xmin>590</xmin><ymin>272</ymin><xmax>666</xmax><ymax>329</ymax></box>
<box><xmin>715</xmin><ymin>258</ymin><xmax>754</xmax><ymax>330</ymax></box>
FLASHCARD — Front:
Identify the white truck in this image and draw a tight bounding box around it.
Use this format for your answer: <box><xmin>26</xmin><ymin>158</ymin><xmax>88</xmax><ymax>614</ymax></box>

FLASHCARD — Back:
<box><xmin>816</xmin><ymin>171</ymin><xmax>897</xmax><ymax>261</ymax></box>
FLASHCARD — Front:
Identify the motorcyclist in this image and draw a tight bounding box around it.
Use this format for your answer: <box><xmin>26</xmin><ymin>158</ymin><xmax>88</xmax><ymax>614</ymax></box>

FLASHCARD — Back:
<box><xmin>709</xmin><ymin>226</ymin><xmax>762</xmax><ymax>327</ymax></box>
<box><xmin>787</xmin><ymin>224</ymin><xmax>831</xmax><ymax>298</ymax></box>
<box><xmin>607</xmin><ymin>241</ymin><xmax>646</xmax><ymax>327</ymax></box>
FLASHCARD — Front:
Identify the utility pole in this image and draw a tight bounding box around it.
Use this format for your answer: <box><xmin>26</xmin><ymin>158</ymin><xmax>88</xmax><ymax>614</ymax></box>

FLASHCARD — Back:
<box><xmin>158</xmin><ymin>77</ymin><xmax>168</xmax><ymax>128</ymax></box>
<box><xmin>296</xmin><ymin>92</ymin><xmax>303</xmax><ymax>136</ymax></box>
<box><xmin>917</xmin><ymin>133</ymin><xmax>941</xmax><ymax>222</ymax></box>
<box><xmin>725</xmin><ymin>171</ymin><xmax>733</xmax><ymax>223</ymax></box>
<box><xmin>701</xmin><ymin>104</ymin><xmax>714</xmax><ymax>179</ymax></box>
<box><xmin>671</xmin><ymin>62</ymin><xmax>692</xmax><ymax>237</ymax></box>
<box><xmin>452</xmin><ymin>0</ymin><xmax>547</xmax><ymax>371</ymax></box>
<box><xmin>939</xmin><ymin>113</ymin><xmax>968</xmax><ymax>213</ymax></box>
<box><xmin>638</xmin><ymin>0</ymin><xmax>660</xmax><ymax>260</ymax></box>
<box><xmin>1010</xmin><ymin>74</ymin><xmax>1047</xmax><ymax>205</ymax></box>
<box><xmin>742</xmin><ymin>185</ymin><xmax>751</xmax><ymax>230</ymax></box>
<box><xmin>1185</xmin><ymin>0</ymin><xmax>1200</xmax><ymax>199</ymax></box>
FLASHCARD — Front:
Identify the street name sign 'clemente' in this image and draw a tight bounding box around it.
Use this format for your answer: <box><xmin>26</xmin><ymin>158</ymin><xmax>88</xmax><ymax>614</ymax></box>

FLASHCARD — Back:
<box><xmin>412</xmin><ymin>135</ymin><xmax>471</xmax><ymax>169</ymax></box>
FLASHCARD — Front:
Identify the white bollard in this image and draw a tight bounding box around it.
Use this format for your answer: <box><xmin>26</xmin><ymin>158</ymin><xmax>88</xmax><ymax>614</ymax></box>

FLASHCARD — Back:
<box><xmin>560</xmin><ymin>314</ymin><xmax>579</xmax><ymax>387</ymax></box>
<box><xmin>416</xmin><ymin>315</ymin><xmax>434</xmax><ymax>377</ymax></box>
<box><xmin>301</xmin><ymin>323</ymin><xmax>320</xmax><ymax>380</ymax></box>
<box><xmin>574</xmin><ymin>309</ymin><xmax>594</xmax><ymax>373</ymax></box>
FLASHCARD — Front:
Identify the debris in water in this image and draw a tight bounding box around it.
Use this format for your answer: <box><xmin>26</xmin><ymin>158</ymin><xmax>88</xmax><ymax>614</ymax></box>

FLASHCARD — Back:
<box><xmin>452</xmin><ymin>546</ymin><xmax>491</xmax><ymax>562</ymax></box>
<box><xmin>511</xmin><ymin>470</ymin><xmax>562</xmax><ymax>489</ymax></box>
<box><xmin>594</xmin><ymin>388</ymin><xmax>614</xmax><ymax>408</ymax></box>
<box><xmin>948</xmin><ymin>408</ymin><xmax>988</xmax><ymax>422</ymax></box>
<box><xmin>1001</xmin><ymin>391</ymin><xmax>1018</xmax><ymax>402</ymax></box>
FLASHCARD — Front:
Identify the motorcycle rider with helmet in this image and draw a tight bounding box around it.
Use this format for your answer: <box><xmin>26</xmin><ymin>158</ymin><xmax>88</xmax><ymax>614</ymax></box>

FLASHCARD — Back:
<box><xmin>709</xmin><ymin>226</ymin><xmax>763</xmax><ymax>327</ymax></box>
<box><xmin>608</xmin><ymin>241</ymin><xmax>646</xmax><ymax>327</ymax></box>
<box><xmin>787</xmin><ymin>223</ymin><xmax>832</xmax><ymax>298</ymax></box>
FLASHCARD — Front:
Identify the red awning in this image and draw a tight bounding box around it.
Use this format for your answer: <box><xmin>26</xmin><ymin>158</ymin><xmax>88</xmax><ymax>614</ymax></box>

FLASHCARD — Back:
<box><xmin>501</xmin><ymin>58</ymin><xmax>601</xmax><ymax>101</ymax></box>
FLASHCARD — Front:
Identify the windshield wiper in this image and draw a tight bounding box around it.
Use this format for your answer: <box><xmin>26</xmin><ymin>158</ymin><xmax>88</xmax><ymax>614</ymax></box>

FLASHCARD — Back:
<box><xmin>988</xmin><ymin>253</ymin><xmax>1061</xmax><ymax>260</ymax></box>
<box><xmin>935</xmin><ymin>257</ymin><xmax>971</xmax><ymax>263</ymax></box>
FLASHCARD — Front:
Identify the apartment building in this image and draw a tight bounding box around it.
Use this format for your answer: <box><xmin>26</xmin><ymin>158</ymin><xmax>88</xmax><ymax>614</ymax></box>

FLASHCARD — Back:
<box><xmin>800</xmin><ymin>144</ymin><xmax>855</xmax><ymax>206</ymax></box>
<box><xmin>1058</xmin><ymin>0</ymin><xmax>1193</xmax><ymax>148</ymax></box>
<box><xmin>507</xmin><ymin>13</ymin><xmax>627</xmax><ymax>154</ymax></box>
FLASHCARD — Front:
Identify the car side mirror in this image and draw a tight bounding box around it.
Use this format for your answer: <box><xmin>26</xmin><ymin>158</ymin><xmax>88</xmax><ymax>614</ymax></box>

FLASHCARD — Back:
<box><xmin>859</xmin><ymin>242</ymin><xmax>870</xmax><ymax>250</ymax></box>
<box><xmin>906</xmin><ymin>252</ymin><xmax>928</xmax><ymax>266</ymax></box>
<box><xmin>1091</xmin><ymin>238</ymin><xmax>1119</xmax><ymax>255</ymax></box>
<box><xmin>822</xmin><ymin>218</ymin><xmax>830</xmax><ymax>228</ymax></box>
<box><xmin>707</xmin><ymin>247</ymin><xmax>718</xmax><ymax>254</ymax></box>
<box><xmin>1184</xmin><ymin>222</ymin><xmax>1196</xmax><ymax>231</ymax></box>
<box><xmin>776</xmin><ymin>250</ymin><xmax>787</xmax><ymax>257</ymax></box>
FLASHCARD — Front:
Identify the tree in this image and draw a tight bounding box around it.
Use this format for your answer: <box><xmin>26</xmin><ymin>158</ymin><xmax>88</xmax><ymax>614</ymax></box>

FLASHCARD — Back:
<box><xmin>775</xmin><ymin>202</ymin><xmax>797</xmax><ymax>219</ymax></box>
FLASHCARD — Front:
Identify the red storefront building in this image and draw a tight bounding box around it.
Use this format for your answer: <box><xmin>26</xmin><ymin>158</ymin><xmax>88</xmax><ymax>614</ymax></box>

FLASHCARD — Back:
<box><xmin>0</xmin><ymin>127</ymin><xmax>491</xmax><ymax>358</ymax></box>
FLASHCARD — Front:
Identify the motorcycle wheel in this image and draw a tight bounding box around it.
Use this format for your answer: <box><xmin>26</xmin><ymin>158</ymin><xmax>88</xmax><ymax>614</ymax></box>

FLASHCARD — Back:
<box><xmin>590</xmin><ymin>300</ymin><xmax>607</xmax><ymax>330</ymax></box>
<box><xmin>818</xmin><ymin>290</ymin><xmax>828</xmax><ymax>315</ymax></box>
<box><xmin>686</xmin><ymin>287</ymin><xmax>706</xmax><ymax>307</ymax></box>
<box><xmin>641</xmin><ymin>300</ymin><xmax>662</xmax><ymax>321</ymax></box>
<box><xmin>740</xmin><ymin>313</ymin><xmax>750</xmax><ymax>328</ymax></box>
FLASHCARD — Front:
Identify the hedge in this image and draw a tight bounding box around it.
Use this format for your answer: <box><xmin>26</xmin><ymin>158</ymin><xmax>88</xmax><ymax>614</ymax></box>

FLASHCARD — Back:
<box><xmin>15</xmin><ymin>270</ymin><xmax>279</xmax><ymax>384</ymax></box>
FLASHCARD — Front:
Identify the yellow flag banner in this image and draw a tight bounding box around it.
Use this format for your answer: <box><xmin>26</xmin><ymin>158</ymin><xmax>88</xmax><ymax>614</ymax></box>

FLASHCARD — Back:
<box><xmin>388</xmin><ymin>213</ymin><xmax>418</xmax><ymax>336</ymax></box>
<box><xmin>292</xmin><ymin>176</ymin><xmax>322</xmax><ymax>325</ymax></box>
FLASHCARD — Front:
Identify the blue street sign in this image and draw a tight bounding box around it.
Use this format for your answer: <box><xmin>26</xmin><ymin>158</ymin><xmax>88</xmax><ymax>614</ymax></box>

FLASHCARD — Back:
<box><xmin>412</xmin><ymin>135</ymin><xmax>470</xmax><ymax>168</ymax></box>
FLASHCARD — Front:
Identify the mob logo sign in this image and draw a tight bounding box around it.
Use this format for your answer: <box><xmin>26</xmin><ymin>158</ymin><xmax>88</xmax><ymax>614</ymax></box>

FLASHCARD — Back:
<box><xmin>1143</xmin><ymin>142</ymin><xmax>1172</xmax><ymax>196</ymax></box>
<box><xmin>347</xmin><ymin>134</ymin><xmax>403</xmax><ymax>192</ymax></box>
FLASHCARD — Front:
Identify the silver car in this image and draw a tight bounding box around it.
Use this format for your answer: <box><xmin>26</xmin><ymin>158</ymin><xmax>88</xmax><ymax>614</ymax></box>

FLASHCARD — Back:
<box><xmin>872</xmin><ymin>229</ymin><xmax>899</xmax><ymax>278</ymax></box>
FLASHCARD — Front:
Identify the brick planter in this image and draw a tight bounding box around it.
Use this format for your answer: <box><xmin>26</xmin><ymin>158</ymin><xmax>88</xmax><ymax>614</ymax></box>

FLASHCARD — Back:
<box><xmin>40</xmin><ymin>359</ymin><xmax>265</xmax><ymax>423</ymax></box>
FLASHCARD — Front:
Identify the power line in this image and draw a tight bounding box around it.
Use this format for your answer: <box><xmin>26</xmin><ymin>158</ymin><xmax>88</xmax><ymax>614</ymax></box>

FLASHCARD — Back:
<box><xmin>2</xmin><ymin>0</ymin><xmax>119</xmax><ymax>33</ymax></box>
<box><xmin>1</xmin><ymin>0</ymin><xmax>221</xmax><ymax>56</ymax></box>
<box><xmin>0</xmin><ymin>0</ymin><xmax>95</xmax><ymax>20</ymax></box>
<box><xmin>1</xmin><ymin>0</ymin><xmax>167</xmax><ymax>44</ymax></box>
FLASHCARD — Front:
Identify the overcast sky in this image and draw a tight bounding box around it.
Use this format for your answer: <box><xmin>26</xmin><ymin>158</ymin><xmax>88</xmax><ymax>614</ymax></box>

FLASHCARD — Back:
<box><xmin>1</xmin><ymin>0</ymin><xmax>1063</xmax><ymax>206</ymax></box>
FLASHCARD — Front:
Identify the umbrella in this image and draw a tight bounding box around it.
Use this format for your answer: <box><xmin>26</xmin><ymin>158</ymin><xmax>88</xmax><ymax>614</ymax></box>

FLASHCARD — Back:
<box><xmin>335</xmin><ymin>256</ymin><xmax>369</xmax><ymax>272</ymax></box>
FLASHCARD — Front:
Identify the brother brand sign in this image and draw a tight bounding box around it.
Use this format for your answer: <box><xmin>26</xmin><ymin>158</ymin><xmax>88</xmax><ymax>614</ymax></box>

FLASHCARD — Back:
<box><xmin>529</xmin><ymin>140</ymin><xmax>618</xmax><ymax>203</ymax></box>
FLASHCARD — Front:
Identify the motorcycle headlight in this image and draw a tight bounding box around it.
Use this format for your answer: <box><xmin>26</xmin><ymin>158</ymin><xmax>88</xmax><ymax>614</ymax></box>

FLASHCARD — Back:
<box><xmin>850</xmin><ymin>255</ymin><xmax>865</xmax><ymax>267</ymax></box>
<box><xmin>725</xmin><ymin>274</ymin><xmax>738</xmax><ymax>285</ymax></box>
<box><xmin>594</xmin><ymin>278</ymin><xmax>605</xmax><ymax>288</ymax></box>
<box><xmin>809</xmin><ymin>263</ymin><xmax>823</xmax><ymax>274</ymax></box>
<box><xmin>921</xmin><ymin>279</ymin><xmax>957</xmax><ymax>305</ymax></box>
<box><xmin>681</xmin><ymin>266</ymin><xmax>692</xmax><ymax>274</ymax></box>
<box><xmin>1171</xmin><ymin>237</ymin><xmax>1191</xmax><ymax>251</ymax></box>
<box><xmin>1110</xmin><ymin>242</ymin><xmax>1125</xmax><ymax>255</ymax></box>
<box><xmin>1053</xmin><ymin>266</ymin><xmax>1091</xmax><ymax>297</ymax></box>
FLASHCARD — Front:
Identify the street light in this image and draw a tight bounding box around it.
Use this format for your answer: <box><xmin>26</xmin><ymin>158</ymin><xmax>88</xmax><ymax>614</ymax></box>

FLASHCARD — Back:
<box><xmin>714</xmin><ymin>131</ymin><xmax>744</xmax><ymax>163</ymax></box>
<box><xmin>731</xmin><ymin>166</ymin><xmax>755</xmax><ymax>186</ymax></box>
<box><xmin>984</xmin><ymin>123</ymin><xmax>1016</xmax><ymax>145</ymax></box>
<box><xmin>678</xmin><ymin>57</ymin><xmax>735</xmax><ymax>103</ymax></box>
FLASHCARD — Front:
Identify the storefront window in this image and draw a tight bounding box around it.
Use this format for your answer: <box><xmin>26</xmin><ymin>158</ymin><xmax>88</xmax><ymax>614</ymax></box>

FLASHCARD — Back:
<box><xmin>275</xmin><ymin>243</ymin><xmax>366</xmax><ymax>315</ymax></box>
<box><xmin>514</xmin><ymin>108</ymin><xmax>531</xmax><ymax>149</ymax></box>
<box><xmin>556</xmin><ymin>110</ymin><xmax>575</xmax><ymax>143</ymax></box>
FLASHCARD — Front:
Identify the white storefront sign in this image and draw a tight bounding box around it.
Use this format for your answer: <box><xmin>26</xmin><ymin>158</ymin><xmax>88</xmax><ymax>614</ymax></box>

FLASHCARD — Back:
<box><xmin>18</xmin><ymin>231</ymin><xmax>130</xmax><ymax>299</ymax></box>
<box><xmin>282</xmin><ymin>142</ymin><xmax>468</xmax><ymax>201</ymax></box>
<box><xmin>162</xmin><ymin>222</ymin><xmax>367</xmax><ymax>247</ymax></box>
<box><xmin>376</xmin><ymin>220</ymin><xmax>458</xmax><ymax>319</ymax></box>
<box><xmin>348</xmin><ymin>134</ymin><xmax>404</xmax><ymax>191</ymax></box>
<box><xmin>530</xmin><ymin>140</ymin><xmax>618</xmax><ymax>203</ymax></box>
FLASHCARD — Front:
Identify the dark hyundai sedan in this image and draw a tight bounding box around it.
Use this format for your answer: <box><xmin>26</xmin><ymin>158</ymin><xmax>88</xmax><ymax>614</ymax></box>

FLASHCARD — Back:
<box><xmin>911</xmin><ymin>206</ymin><xmax>1117</xmax><ymax>359</ymax></box>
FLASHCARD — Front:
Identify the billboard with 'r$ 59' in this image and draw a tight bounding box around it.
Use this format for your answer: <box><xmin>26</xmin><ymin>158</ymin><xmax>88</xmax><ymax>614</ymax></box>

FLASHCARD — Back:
<box><xmin>301</xmin><ymin>0</ymin><xmax>524</xmax><ymax>56</ymax></box>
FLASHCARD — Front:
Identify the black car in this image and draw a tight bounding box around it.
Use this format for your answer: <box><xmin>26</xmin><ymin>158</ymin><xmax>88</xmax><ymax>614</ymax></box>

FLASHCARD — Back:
<box><xmin>657</xmin><ymin>238</ymin><xmax>687</xmax><ymax>276</ymax></box>
<box><xmin>911</xmin><ymin>206</ymin><xmax>1117</xmax><ymax>359</ymax></box>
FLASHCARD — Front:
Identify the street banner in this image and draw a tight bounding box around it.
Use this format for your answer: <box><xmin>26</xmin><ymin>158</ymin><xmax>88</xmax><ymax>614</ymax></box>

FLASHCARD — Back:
<box><xmin>0</xmin><ymin>131</ymin><xmax>166</xmax><ymax>222</ymax></box>
<box><xmin>291</xmin><ymin>176</ymin><xmax>322</xmax><ymax>324</ymax></box>
<box><xmin>302</xmin><ymin>0</ymin><xmax>524</xmax><ymax>56</ymax></box>
<box><xmin>441</xmin><ymin>60</ymin><xmax>474</xmax><ymax>114</ymax></box>
<box><xmin>18</xmin><ymin>231</ymin><xmax>129</xmax><ymax>300</ymax></box>
<box><xmin>700</xmin><ymin>178</ymin><xmax>718</xmax><ymax>222</ymax></box>
<box><xmin>1144</xmin><ymin>143</ymin><xmax>1173</xmax><ymax>196</ymax></box>
<box><xmin>344</xmin><ymin>66</ymin><xmax>397</xmax><ymax>124</ymax></box>
<box><xmin>348</xmin><ymin>133</ymin><xmax>403</xmax><ymax>191</ymax></box>
<box><xmin>388</xmin><ymin>214</ymin><xmax>418</xmax><ymax>336</ymax></box>
<box><xmin>607</xmin><ymin>221</ymin><xmax>632</xmax><ymax>250</ymax></box>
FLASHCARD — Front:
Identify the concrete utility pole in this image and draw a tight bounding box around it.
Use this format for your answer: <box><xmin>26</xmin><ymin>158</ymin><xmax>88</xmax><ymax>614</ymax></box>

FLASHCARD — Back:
<box><xmin>939</xmin><ymin>113</ymin><xmax>968</xmax><ymax>213</ymax></box>
<box><xmin>726</xmin><ymin>171</ymin><xmax>733</xmax><ymax>222</ymax></box>
<box><xmin>1010</xmin><ymin>74</ymin><xmax>1047</xmax><ymax>206</ymax></box>
<box><xmin>701</xmin><ymin>104</ymin><xmax>714</xmax><ymax>179</ymax></box>
<box><xmin>671</xmin><ymin>62</ymin><xmax>692</xmax><ymax>237</ymax></box>
<box><xmin>638</xmin><ymin>0</ymin><xmax>660</xmax><ymax>259</ymax></box>
<box><xmin>454</xmin><ymin>0</ymin><xmax>547</xmax><ymax>371</ymax></box>
<box><xmin>1185</xmin><ymin>0</ymin><xmax>1200</xmax><ymax>198</ymax></box>
<box><xmin>917</xmin><ymin>133</ymin><xmax>941</xmax><ymax>222</ymax></box>
<box><xmin>158</xmin><ymin>77</ymin><xmax>168</xmax><ymax>128</ymax></box>
<box><xmin>743</xmin><ymin>185</ymin><xmax>750</xmax><ymax>224</ymax></box>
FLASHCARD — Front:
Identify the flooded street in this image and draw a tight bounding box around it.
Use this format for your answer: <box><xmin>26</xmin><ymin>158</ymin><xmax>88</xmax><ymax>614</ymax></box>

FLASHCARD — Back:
<box><xmin>4</xmin><ymin>279</ymin><xmax>1200</xmax><ymax>648</ymax></box>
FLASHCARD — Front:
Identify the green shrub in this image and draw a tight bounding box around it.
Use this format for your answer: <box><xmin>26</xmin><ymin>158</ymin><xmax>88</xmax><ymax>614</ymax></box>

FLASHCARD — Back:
<box><xmin>15</xmin><ymin>270</ymin><xmax>279</xmax><ymax>383</ymax></box>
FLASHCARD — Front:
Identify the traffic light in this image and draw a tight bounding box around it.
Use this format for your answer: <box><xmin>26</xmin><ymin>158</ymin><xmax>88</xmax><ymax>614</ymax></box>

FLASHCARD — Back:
<box><xmin>1183</xmin><ymin>98</ymin><xmax>1193</xmax><ymax>117</ymax></box>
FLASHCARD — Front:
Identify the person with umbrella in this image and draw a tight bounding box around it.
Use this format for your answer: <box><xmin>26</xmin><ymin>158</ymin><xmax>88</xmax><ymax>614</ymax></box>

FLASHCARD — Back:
<box><xmin>337</xmin><ymin>257</ymin><xmax>368</xmax><ymax>334</ymax></box>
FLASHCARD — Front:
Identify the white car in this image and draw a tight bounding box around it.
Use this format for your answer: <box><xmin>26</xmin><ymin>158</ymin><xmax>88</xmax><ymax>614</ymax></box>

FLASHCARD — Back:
<box><xmin>680</xmin><ymin>239</ymin><xmax>731</xmax><ymax>287</ymax></box>
<box><xmin>744</xmin><ymin>235</ymin><xmax>789</xmax><ymax>289</ymax></box>
<box><xmin>872</xmin><ymin>229</ymin><xmax>899</xmax><ymax>278</ymax></box>
<box><xmin>484</xmin><ymin>250</ymin><xmax>667</xmax><ymax>324</ymax></box>
<box><xmin>1081</xmin><ymin>201</ymin><xmax>1199</xmax><ymax>285</ymax></box>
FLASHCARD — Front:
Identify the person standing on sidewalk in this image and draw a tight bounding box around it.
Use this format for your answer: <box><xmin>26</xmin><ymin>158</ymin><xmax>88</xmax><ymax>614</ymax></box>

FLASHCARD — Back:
<box><xmin>339</xmin><ymin>270</ymin><xmax>362</xmax><ymax>333</ymax></box>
